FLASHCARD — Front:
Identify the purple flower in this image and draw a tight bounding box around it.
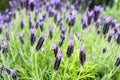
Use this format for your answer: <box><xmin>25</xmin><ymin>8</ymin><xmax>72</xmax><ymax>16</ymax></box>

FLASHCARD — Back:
<box><xmin>29</xmin><ymin>0</ymin><xmax>35</xmax><ymax>11</ymax></box>
<box><xmin>6</xmin><ymin>66</ymin><xmax>10</xmax><ymax>74</ymax></box>
<box><xmin>87</xmin><ymin>10</ymin><xmax>94</xmax><ymax>25</ymax></box>
<box><xmin>103</xmin><ymin>47</ymin><xmax>107</xmax><ymax>53</ymax></box>
<box><xmin>97</xmin><ymin>28</ymin><xmax>101</xmax><ymax>34</ymax></box>
<box><xmin>80</xmin><ymin>46</ymin><xmax>86</xmax><ymax>65</ymax></box>
<box><xmin>36</xmin><ymin>33</ymin><xmax>46</xmax><ymax>51</ymax></box>
<box><xmin>68</xmin><ymin>10</ymin><xmax>76</xmax><ymax>27</ymax></box>
<box><xmin>95</xmin><ymin>19</ymin><xmax>101</xmax><ymax>28</ymax></box>
<box><xmin>108</xmin><ymin>31</ymin><xmax>115</xmax><ymax>42</ymax></box>
<box><xmin>30</xmin><ymin>29</ymin><xmax>36</xmax><ymax>45</ymax></box>
<box><xmin>117</xmin><ymin>31</ymin><xmax>120</xmax><ymax>44</ymax></box>
<box><xmin>20</xmin><ymin>33</ymin><xmax>24</xmax><ymax>44</ymax></box>
<box><xmin>111</xmin><ymin>19</ymin><xmax>117</xmax><ymax>28</ymax></box>
<box><xmin>115</xmin><ymin>54</ymin><xmax>120</xmax><ymax>67</ymax></box>
<box><xmin>94</xmin><ymin>5</ymin><xmax>101</xmax><ymax>22</ymax></box>
<box><xmin>2</xmin><ymin>41</ymin><xmax>8</xmax><ymax>55</ymax></box>
<box><xmin>29</xmin><ymin>19</ymin><xmax>34</xmax><ymax>29</ymax></box>
<box><xmin>0</xmin><ymin>23</ymin><xmax>2</xmax><ymax>33</ymax></box>
<box><xmin>54</xmin><ymin>50</ymin><xmax>63</xmax><ymax>70</ymax></box>
<box><xmin>35</xmin><ymin>20</ymin><xmax>39</xmax><ymax>29</ymax></box>
<box><xmin>51</xmin><ymin>43</ymin><xmax>58</xmax><ymax>57</ymax></box>
<box><xmin>102</xmin><ymin>17</ymin><xmax>112</xmax><ymax>35</ymax></box>
<box><xmin>67</xmin><ymin>37</ymin><xmax>74</xmax><ymax>57</ymax></box>
<box><xmin>39</xmin><ymin>22</ymin><xmax>44</xmax><ymax>32</ymax></box>
<box><xmin>48</xmin><ymin>25</ymin><xmax>53</xmax><ymax>39</ymax></box>
<box><xmin>82</xmin><ymin>16</ymin><xmax>87</xmax><ymax>30</ymax></box>
<box><xmin>0</xmin><ymin>65</ymin><xmax>2</xmax><ymax>75</ymax></box>
<box><xmin>20</xmin><ymin>18</ymin><xmax>24</xmax><ymax>29</ymax></box>
<box><xmin>11</xmin><ymin>69</ymin><xmax>18</xmax><ymax>80</ymax></box>
<box><xmin>59</xmin><ymin>33</ymin><xmax>65</xmax><ymax>47</ymax></box>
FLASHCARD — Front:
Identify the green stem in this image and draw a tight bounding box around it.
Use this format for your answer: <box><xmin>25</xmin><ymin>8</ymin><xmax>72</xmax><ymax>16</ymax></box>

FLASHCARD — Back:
<box><xmin>63</xmin><ymin>58</ymin><xmax>69</xmax><ymax>79</ymax></box>
<box><xmin>51</xmin><ymin>71</ymin><xmax>56</xmax><ymax>80</ymax></box>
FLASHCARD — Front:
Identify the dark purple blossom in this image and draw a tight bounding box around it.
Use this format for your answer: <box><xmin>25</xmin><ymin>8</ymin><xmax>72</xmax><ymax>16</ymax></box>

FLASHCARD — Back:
<box><xmin>39</xmin><ymin>22</ymin><xmax>44</xmax><ymax>32</ymax></box>
<box><xmin>82</xmin><ymin>16</ymin><xmax>87</xmax><ymax>30</ymax></box>
<box><xmin>97</xmin><ymin>28</ymin><xmax>101</xmax><ymax>34</ymax></box>
<box><xmin>115</xmin><ymin>54</ymin><xmax>120</xmax><ymax>67</ymax></box>
<box><xmin>108</xmin><ymin>31</ymin><xmax>115</xmax><ymax>42</ymax></box>
<box><xmin>69</xmin><ymin>10</ymin><xmax>76</xmax><ymax>27</ymax></box>
<box><xmin>30</xmin><ymin>29</ymin><xmax>36</xmax><ymax>45</ymax></box>
<box><xmin>29</xmin><ymin>0</ymin><xmax>35</xmax><ymax>11</ymax></box>
<box><xmin>51</xmin><ymin>43</ymin><xmax>58</xmax><ymax>57</ymax></box>
<box><xmin>67</xmin><ymin>37</ymin><xmax>74</xmax><ymax>57</ymax></box>
<box><xmin>103</xmin><ymin>47</ymin><xmax>107</xmax><ymax>53</ymax></box>
<box><xmin>111</xmin><ymin>19</ymin><xmax>117</xmax><ymax>28</ymax></box>
<box><xmin>117</xmin><ymin>31</ymin><xmax>120</xmax><ymax>44</ymax></box>
<box><xmin>20</xmin><ymin>18</ymin><xmax>24</xmax><ymax>29</ymax></box>
<box><xmin>87</xmin><ymin>10</ymin><xmax>94</xmax><ymax>25</ymax></box>
<box><xmin>48</xmin><ymin>25</ymin><xmax>53</xmax><ymax>39</ymax></box>
<box><xmin>20</xmin><ymin>33</ymin><xmax>24</xmax><ymax>44</ymax></box>
<box><xmin>102</xmin><ymin>17</ymin><xmax>112</xmax><ymax>35</ymax></box>
<box><xmin>36</xmin><ymin>33</ymin><xmax>46</xmax><ymax>51</ymax></box>
<box><xmin>29</xmin><ymin>19</ymin><xmax>34</xmax><ymax>29</ymax></box>
<box><xmin>6</xmin><ymin>66</ymin><xmax>10</xmax><ymax>74</ymax></box>
<box><xmin>95</xmin><ymin>19</ymin><xmax>101</xmax><ymax>28</ymax></box>
<box><xmin>59</xmin><ymin>33</ymin><xmax>65</xmax><ymax>47</ymax></box>
<box><xmin>80</xmin><ymin>46</ymin><xmax>86</xmax><ymax>65</ymax></box>
<box><xmin>0</xmin><ymin>23</ymin><xmax>2</xmax><ymax>33</ymax></box>
<box><xmin>54</xmin><ymin>50</ymin><xmax>63</xmax><ymax>70</ymax></box>
<box><xmin>94</xmin><ymin>5</ymin><xmax>101</xmax><ymax>22</ymax></box>
<box><xmin>2</xmin><ymin>41</ymin><xmax>8</xmax><ymax>55</ymax></box>
<box><xmin>11</xmin><ymin>69</ymin><xmax>18</xmax><ymax>80</ymax></box>
<box><xmin>35</xmin><ymin>20</ymin><xmax>39</xmax><ymax>29</ymax></box>
<box><xmin>0</xmin><ymin>65</ymin><xmax>2</xmax><ymax>75</ymax></box>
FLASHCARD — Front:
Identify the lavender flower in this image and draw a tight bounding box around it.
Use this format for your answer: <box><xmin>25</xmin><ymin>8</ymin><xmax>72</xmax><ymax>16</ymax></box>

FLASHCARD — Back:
<box><xmin>0</xmin><ymin>23</ymin><xmax>2</xmax><ymax>33</ymax></box>
<box><xmin>95</xmin><ymin>19</ymin><xmax>101</xmax><ymax>28</ymax></box>
<box><xmin>0</xmin><ymin>65</ymin><xmax>2</xmax><ymax>75</ymax></box>
<box><xmin>30</xmin><ymin>29</ymin><xmax>36</xmax><ymax>45</ymax></box>
<box><xmin>20</xmin><ymin>33</ymin><xmax>24</xmax><ymax>44</ymax></box>
<box><xmin>36</xmin><ymin>33</ymin><xmax>46</xmax><ymax>51</ymax></box>
<box><xmin>11</xmin><ymin>69</ymin><xmax>18</xmax><ymax>80</ymax></box>
<box><xmin>6</xmin><ymin>66</ymin><xmax>10</xmax><ymax>74</ymax></box>
<box><xmin>29</xmin><ymin>19</ymin><xmax>34</xmax><ymax>29</ymax></box>
<box><xmin>103</xmin><ymin>47</ymin><xmax>107</xmax><ymax>53</ymax></box>
<box><xmin>2</xmin><ymin>41</ymin><xmax>8</xmax><ymax>55</ymax></box>
<box><xmin>54</xmin><ymin>50</ymin><xmax>63</xmax><ymax>70</ymax></box>
<box><xmin>51</xmin><ymin>43</ymin><xmax>58</xmax><ymax>57</ymax></box>
<box><xmin>39</xmin><ymin>22</ymin><xmax>44</xmax><ymax>32</ymax></box>
<box><xmin>87</xmin><ymin>10</ymin><xmax>94</xmax><ymax>25</ymax></box>
<box><xmin>5</xmin><ymin>26</ymin><xmax>10</xmax><ymax>41</ymax></box>
<box><xmin>67</xmin><ymin>37</ymin><xmax>74</xmax><ymax>57</ymax></box>
<box><xmin>115</xmin><ymin>54</ymin><xmax>120</xmax><ymax>67</ymax></box>
<box><xmin>82</xmin><ymin>16</ymin><xmax>87</xmax><ymax>30</ymax></box>
<box><xmin>111</xmin><ymin>19</ymin><xmax>117</xmax><ymax>28</ymax></box>
<box><xmin>94</xmin><ymin>5</ymin><xmax>101</xmax><ymax>22</ymax></box>
<box><xmin>97</xmin><ymin>28</ymin><xmax>101</xmax><ymax>34</ymax></box>
<box><xmin>35</xmin><ymin>20</ymin><xmax>39</xmax><ymax>29</ymax></box>
<box><xmin>80</xmin><ymin>46</ymin><xmax>86</xmax><ymax>65</ymax></box>
<box><xmin>68</xmin><ymin>10</ymin><xmax>76</xmax><ymax>27</ymax></box>
<box><xmin>117</xmin><ymin>31</ymin><xmax>120</xmax><ymax>44</ymax></box>
<box><xmin>108</xmin><ymin>31</ymin><xmax>115</xmax><ymax>42</ymax></box>
<box><xmin>59</xmin><ymin>33</ymin><xmax>65</xmax><ymax>47</ymax></box>
<box><xmin>102</xmin><ymin>17</ymin><xmax>112</xmax><ymax>35</ymax></box>
<box><xmin>29</xmin><ymin>0</ymin><xmax>35</xmax><ymax>11</ymax></box>
<box><xmin>20</xmin><ymin>18</ymin><xmax>24</xmax><ymax>29</ymax></box>
<box><xmin>48</xmin><ymin>25</ymin><xmax>53</xmax><ymax>39</ymax></box>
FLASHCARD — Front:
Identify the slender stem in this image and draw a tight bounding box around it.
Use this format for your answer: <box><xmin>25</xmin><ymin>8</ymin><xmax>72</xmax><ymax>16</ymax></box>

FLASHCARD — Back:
<box><xmin>77</xmin><ymin>66</ymin><xmax>83</xmax><ymax>80</ymax></box>
<box><xmin>51</xmin><ymin>71</ymin><xmax>56</xmax><ymax>80</ymax></box>
<box><xmin>63</xmin><ymin>58</ymin><xmax>69</xmax><ymax>79</ymax></box>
